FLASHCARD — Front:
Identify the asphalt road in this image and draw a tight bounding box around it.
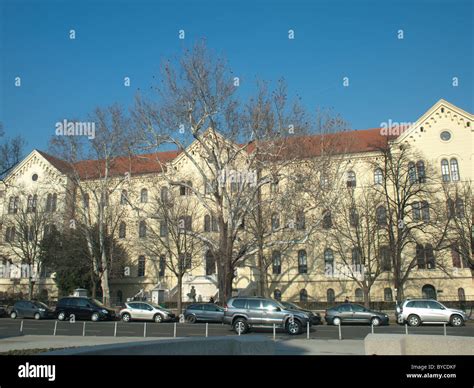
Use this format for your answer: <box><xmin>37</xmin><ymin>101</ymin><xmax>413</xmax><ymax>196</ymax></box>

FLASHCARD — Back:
<box><xmin>0</xmin><ymin>318</ymin><xmax>473</xmax><ymax>340</ymax></box>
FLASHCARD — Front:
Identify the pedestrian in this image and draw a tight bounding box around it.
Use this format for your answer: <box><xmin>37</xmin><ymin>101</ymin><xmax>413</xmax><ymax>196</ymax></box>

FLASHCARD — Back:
<box><xmin>344</xmin><ymin>296</ymin><xmax>349</xmax><ymax>303</ymax></box>
<box><xmin>209</xmin><ymin>296</ymin><xmax>214</xmax><ymax>303</ymax></box>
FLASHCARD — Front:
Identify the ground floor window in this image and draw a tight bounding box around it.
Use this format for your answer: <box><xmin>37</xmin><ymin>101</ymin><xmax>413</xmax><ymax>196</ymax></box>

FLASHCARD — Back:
<box><xmin>422</xmin><ymin>284</ymin><xmax>436</xmax><ymax>299</ymax></box>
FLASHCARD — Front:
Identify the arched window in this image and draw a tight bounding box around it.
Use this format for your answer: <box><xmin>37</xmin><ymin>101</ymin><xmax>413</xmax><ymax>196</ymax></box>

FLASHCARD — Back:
<box><xmin>441</xmin><ymin>159</ymin><xmax>450</xmax><ymax>182</ymax></box>
<box><xmin>274</xmin><ymin>289</ymin><xmax>282</xmax><ymax>301</ymax></box>
<box><xmin>204</xmin><ymin>215</ymin><xmax>211</xmax><ymax>232</ymax></box>
<box><xmin>416</xmin><ymin>161</ymin><xmax>426</xmax><ymax>183</ymax></box>
<box><xmin>8</xmin><ymin>197</ymin><xmax>15</xmax><ymax>214</ymax></box>
<box><xmin>327</xmin><ymin>288</ymin><xmax>335</xmax><ymax>303</ymax></box>
<box><xmin>296</xmin><ymin>210</ymin><xmax>306</xmax><ymax>230</ymax></box>
<box><xmin>324</xmin><ymin>248</ymin><xmax>334</xmax><ymax>274</ymax></box>
<box><xmin>349</xmin><ymin>207</ymin><xmax>359</xmax><ymax>227</ymax></box>
<box><xmin>138</xmin><ymin>221</ymin><xmax>147</xmax><ymax>238</ymax></box>
<box><xmin>351</xmin><ymin>248</ymin><xmax>362</xmax><ymax>270</ymax></box>
<box><xmin>120</xmin><ymin>190</ymin><xmax>128</xmax><ymax>205</ymax></box>
<box><xmin>205</xmin><ymin>251</ymin><xmax>216</xmax><ymax>276</ymax></box>
<box><xmin>83</xmin><ymin>193</ymin><xmax>89</xmax><ymax>208</ymax></box>
<box><xmin>450</xmin><ymin>158</ymin><xmax>460</xmax><ymax>181</ymax></box>
<box><xmin>272</xmin><ymin>250</ymin><xmax>281</xmax><ymax>275</ymax></box>
<box><xmin>451</xmin><ymin>244</ymin><xmax>461</xmax><ymax>268</ymax></box>
<box><xmin>412</xmin><ymin>202</ymin><xmax>421</xmax><ymax>221</ymax></box>
<box><xmin>458</xmin><ymin>288</ymin><xmax>466</xmax><ymax>302</ymax></box>
<box><xmin>160</xmin><ymin>187</ymin><xmax>169</xmax><ymax>203</ymax></box>
<box><xmin>13</xmin><ymin>197</ymin><xmax>19</xmax><ymax>213</ymax></box>
<box><xmin>160</xmin><ymin>220</ymin><xmax>168</xmax><ymax>237</ymax></box>
<box><xmin>379</xmin><ymin>246</ymin><xmax>391</xmax><ymax>271</ymax></box>
<box><xmin>376</xmin><ymin>206</ymin><xmax>387</xmax><ymax>227</ymax></box>
<box><xmin>355</xmin><ymin>288</ymin><xmax>364</xmax><ymax>302</ymax></box>
<box><xmin>384</xmin><ymin>288</ymin><xmax>393</xmax><ymax>302</ymax></box>
<box><xmin>408</xmin><ymin>162</ymin><xmax>417</xmax><ymax>183</ymax></box>
<box><xmin>119</xmin><ymin>222</ymin><xmax>126</xmax><ymax>239</ymax></box>
<box><xmin>51</xmin><ymin>193</ymin><xmax>57</xmax><ymax>212</ymax></box>
<box><xmin>140</xmin><ymin>188</ymin><xmax>148</xmax><ymax>203</ymax></box>
<box><xmin>347</xmin><ymin>170</ymin><xmax>356</xmax><ymax>188</ymax></box>
<box><xmin>455</xmin><ymin>198</ymin><xmax>464</xmax><ymax>218</ymax></box>
<box><xmin>271</xmin><ymin>213</ymin><xmax>280</xmax><ymax>231</ymax></box>
<box><xmin>374</xmin><ymin>168</ymin><xmax>383</xmax><ymax>185</ymax></box>
<box><xmin>421</xmin><ymin>201</ymin><xmax>430</xmax><ymax>222</ymax></box>
<box><xmin>322</xmin><ymin>210</ymin><xmax>332</xmax><ymax>229</ymax></box>
<box><xmin>137</xmin><ymin>256</ymin><xmax>146</xmax><ymax>277</ymax></box>
<box><xmin>45</xmin><ymin>194</ymin><xmax>52</xmax><ymax>212</ymax></box>
<box><xmin>211</xmin><ymin>215</ymin><xmax>218</xmax><ymax>232</ymax></box>
<box><xmin>298</xmin><ymin>250</ymin><xmax>307</xmax><ymax>274</ymax></box>
<box><xmin>27</xmin><ymin>195</ymin><xmax>34</xmax><ymax>212</ymax></box>
<box><xmin>421</xmin><ymin>284</ymin><xmax>436</xmax><ymax>300</ymax></box>
<box><xmin>300</xmin><ymin>289</ymin><xmax>308</xmax><ymax>303</ymax></box>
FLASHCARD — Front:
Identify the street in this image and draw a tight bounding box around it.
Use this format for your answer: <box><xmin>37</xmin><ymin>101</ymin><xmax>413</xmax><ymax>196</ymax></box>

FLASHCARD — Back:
<box><xmin>0</xmin><ymin>319</ymin><xmax>473</xmax><ymax>341</ymax></box>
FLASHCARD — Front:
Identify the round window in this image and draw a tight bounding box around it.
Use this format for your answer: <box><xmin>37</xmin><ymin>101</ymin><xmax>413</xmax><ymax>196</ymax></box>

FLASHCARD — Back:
<box><xmin>32</xmin><ymin>173</ymin><xmax>38</xmax><ymax>181</ymax></box>
<box><xmin>440</xmin><ymin>131</ymin><xmax>451</xmax><ymax>141</ymax></box>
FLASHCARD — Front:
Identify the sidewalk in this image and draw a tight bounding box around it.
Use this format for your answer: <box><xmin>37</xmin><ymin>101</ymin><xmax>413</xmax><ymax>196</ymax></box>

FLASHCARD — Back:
<box><xmin>0</xmin><ymin>335</ymin><xmax>365</xmax><ymax>355</ymax></box>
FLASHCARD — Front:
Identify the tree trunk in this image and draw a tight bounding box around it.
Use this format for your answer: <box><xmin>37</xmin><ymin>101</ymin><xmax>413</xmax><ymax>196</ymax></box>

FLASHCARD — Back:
<box><xmin>364</xmin><ymin>288</ymin><xmax>371</xmax><ymax>308</ymax></box>
<box><xmin>28</xmin><ymin>278</ymin><xmax>34</xmax><ymax>300</ymax></box>
<box><xmin>177</xmin><ymin>276</ymin><xmax>183</xmax><ymax>315</ymax></box>
<box><xmin>100</xmin><ymin>250</ymin><xmax>110</xmax><ymax>305</ymax></box>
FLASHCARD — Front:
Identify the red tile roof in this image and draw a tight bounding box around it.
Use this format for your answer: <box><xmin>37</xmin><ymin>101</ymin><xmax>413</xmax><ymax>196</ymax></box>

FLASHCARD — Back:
<box><xmin>37</xmin><ymin>127</ymin><xmax>399</xmax><ymax>178</ymax></box>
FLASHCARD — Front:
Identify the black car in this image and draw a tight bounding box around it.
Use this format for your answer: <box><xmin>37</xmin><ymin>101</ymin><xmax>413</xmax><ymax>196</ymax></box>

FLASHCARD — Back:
<box><xmin>10</xmin><ymin>300</ymin><xmax>55</xmax><ymax>320</ymax></box>
<box><xmin>325</xmin><ymin>303</ymin><xmax>389</xmax><ymax>326</ymax></box>
<box><xmin>0</xmin><ymin>305</ymin><xmax>7</xmax><ymax>318</ymax></box>
<box><xmin>280</xmin><ymin>301</ymin><xmax>322</xmax><ymax>325</ymax></box>
<box><xmin>184</xmin><ymin>303</ymin><xmax>224</xmax><ymax>323</ymax></box>
<box><xmin>55</xmin><ymin>297</ymin><xmax>117</xmax><ymax>321</ymax></box>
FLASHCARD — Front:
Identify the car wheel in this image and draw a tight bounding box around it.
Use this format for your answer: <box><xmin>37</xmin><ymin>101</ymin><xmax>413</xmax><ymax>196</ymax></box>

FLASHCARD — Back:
<box><xmin>57</xmin><ymin>312</ymin><xmax>66</xmax><ymax>321</ymax></box>
<box><xmin>10</xmin><ymin>311</ymin><xmax>17</xmax><ymax>319</ymax></box>
<box><xmin>121</xmin><ymin>313</ymin><xmax>131</xmax><ymax>322</ymax></box>
<box><xmin>91</xmin><ymin>312</ymin><xmax>100</xmax><ymax>322</ymax></box>
<box><xmin>371</xmin><ymin>317</ymin><xmax>381</xmax><ymax>326</ymax></box>
<box><xmin>407</xmin><ymin>314</ymin><xmax>421</xmax><ymax>327</ymax></box>
<box><xmin>233</xmin><ymin>318</ymin><xmax>249</xmax><ymax>334</ymax></box>
<box><xmin>154</xmin><ymin>314</ymin><xmax>163</xmax><ymax>323</ymax></box>
<box><xmin>286</xmin><ymin>319</ymin><xmax>302</xmax><ymax>335</ymax></box>
<box><xmin>34</xmin><ymin>312</ymin><xmax>41</xmax><ymax>320</ymax></box>
<box><xmin>187</xmin><ymin>315</ymin><xmax>197</xmax><ymax>324</ymax></box>
<box><xmin>332</xmin><ymin>317</ymin><xmax>341</xmax><ymax>326</ymax></box>
<box><xmin>450</xmin><ymin>314</ymin><xmax>464</xmax><ymax>327</ymax></box>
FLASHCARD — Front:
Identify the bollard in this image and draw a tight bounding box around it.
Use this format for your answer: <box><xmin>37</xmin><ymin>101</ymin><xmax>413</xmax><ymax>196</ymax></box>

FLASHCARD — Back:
<box><xmin>206</xmin><ymin>323</ymin><xmax>208</xmax><ymax>338</ymax></box>
<box><xmin>20</xmin><ymin>320</ymin><xmax>24</xmax><ymax>334</ymax></box>
<box><xmin>273</xmin><ymin>324</ymin><xmax>276</xmax><ymax>341</ymax></box>
<box><xmin>82</xmin><ymin>321</ymin><xmax>86</xmax><ymax>336</ymax></box>
<box><xmin>144</xmin><ymin>322</ymin><xmax>147</xmax><ymax>338</ymax></box>
<box><xmin>53</xmin><ymin>321</ymin><xmax>57</xmax><ymax>336</ymax></box>
<box><xmin>174</xmin><ymin>322</ymin><xmax>177</xmax><ymax>338</ymax></box>
<box><xmin>405</xmin><ymin>324</ymin><xmax>408</xmax><ymax>335</ymax></box>
<box><xmin>371</xmin><ymin>323</ymin><xmax>374</xmax><ymax>334</ymax></box>
<box><xmin>338</xmin><ymin>322</ymin><xmax>342</xmax><ymax>340</ymax></box>
<box><xmin>443</xmin><ymin>323</ymin><xmax>447</xmax><ymax>336</ymax></box>
<box><xmin>114</xmin><ymin>321</ymin><xmax>117</xmax><ymax>337</ymax></box>
<box><xmin>307</xmin><ymin>321</ymin><xmax>310</xmax><ymax>340</ymax></box>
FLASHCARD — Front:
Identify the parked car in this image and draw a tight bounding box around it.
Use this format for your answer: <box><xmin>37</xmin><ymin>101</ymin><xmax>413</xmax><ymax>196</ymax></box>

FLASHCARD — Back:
<box><xmin>119</xmin><ymin>301</ymin><xmax>175</xmax><ymax>323</ymax></box>
<box><xmin>280</xmin><ymin>301</ymin><xmax>321</xmax><ymax>325</ymax></box>
<box><xmin>223</xmin><ymin>296</ymin><xmax>311</xmax><ymax>335</ymax></box>
<box><xmin>325</xmin><ymin>303</ymin><xmax>389</xmax><ymax>326</ymax></box>
<box><xmin>55</xmin><ymin>297</ymin><xmax>117</xmax><ymax>321</ymax></box>
<box><xmin>9</xmin><ymin>300</ymin><xmax>55</xmax><ymax>320</ymax></box>
<box><xmin>184</xmin><ymin>303</ymin><xmax>224</xmax><ymax>323</ymax></box>
<box><xmin>396</xmin><ymin>298</ymin><xmax>467</xmax><ymax>327</ymax></box>
<box><xmin>0</xmin><ymin>305</ymin><xmax>7</xmax><ymax>318</ymax></box>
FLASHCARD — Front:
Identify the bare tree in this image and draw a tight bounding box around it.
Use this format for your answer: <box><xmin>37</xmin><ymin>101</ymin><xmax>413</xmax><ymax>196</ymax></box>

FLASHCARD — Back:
<box><xmin>140</xmin><ymin>188</ymin><xmax>202</xmax><ymax>314</ymax></box>
<box><xmin>372</xmin><ymin>142</ymin><xmax>450</xmax><ymax>301</ymax></box>
<box><xmin>0</xmin><ymin>191</ymin><xmax>52</xmax><ymax>298</ymax></box>
<box><xmin>49</xmin><ymin>105</ymin><xmax>136</xmax><ymax>304</ymax></box>
<box><xmin>0</xmin><ymin>122</ymin><xmax>25</xmax><ymax>178</ymax></box>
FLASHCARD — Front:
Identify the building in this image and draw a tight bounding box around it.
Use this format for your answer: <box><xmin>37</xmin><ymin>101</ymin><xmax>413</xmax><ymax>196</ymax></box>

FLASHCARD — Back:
<box><xmin>0</xmin><ymin>99</ymin><xmax>472</xmax><ymax>306</ymax></box>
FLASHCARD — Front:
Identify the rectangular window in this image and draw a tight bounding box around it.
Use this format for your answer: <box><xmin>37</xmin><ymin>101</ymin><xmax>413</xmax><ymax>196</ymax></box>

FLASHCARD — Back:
<box><xmin>137</xmin><ymin>256</ymin><xmax>146</xmax><ymax>277</ymax></box>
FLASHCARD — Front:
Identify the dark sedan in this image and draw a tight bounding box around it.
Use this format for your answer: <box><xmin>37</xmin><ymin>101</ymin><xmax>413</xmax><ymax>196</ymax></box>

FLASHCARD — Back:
<box><xmin>325</xmin><ymin>303</ymin><xmax>389</xmax><ymax>326</ymax></box>
<box><xmin>281</xmin><ymin>301</ymin><xmax>322</xmax><ymax>325</ymax></box>
<box><xmin>10</xmin><ymin>300</ymin><xmax>55</xmax><ymax>320</ymax></box>
<box><xmin>184</xmin><ymin>303</ymin><xmax>224</xmax><ymax>323</ymax></box>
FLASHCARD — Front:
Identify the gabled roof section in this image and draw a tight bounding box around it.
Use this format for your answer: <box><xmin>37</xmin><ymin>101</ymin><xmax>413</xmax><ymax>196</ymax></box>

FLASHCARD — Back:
<box><xmin>394</xmin><ymin>99</ymin><xmax>473</xmax><ymax>144</ymax></box>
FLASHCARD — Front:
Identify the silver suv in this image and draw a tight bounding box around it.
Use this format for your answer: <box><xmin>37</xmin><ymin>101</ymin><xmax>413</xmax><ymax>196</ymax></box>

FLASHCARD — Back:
<box><xmin>223</xmin><ymin>297</ymin><xmax>311</xmax><ymax>335</ymax></box>
<box><xmin>396</xmin><ymin>299</ymin><xmax>467</xmax><ymax>327</ymax></box>
<box><xmin>119</xmin><ymin>301</ymin><xmax>175</xmax><ymax>323</ymax></box>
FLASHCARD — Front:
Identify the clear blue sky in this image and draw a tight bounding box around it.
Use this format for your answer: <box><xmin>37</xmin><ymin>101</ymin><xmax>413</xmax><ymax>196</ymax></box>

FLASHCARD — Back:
<box><xmin>1</xmin><ymin>0</ymin><xmax>472</xmax><ymax>152</ymax></box>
